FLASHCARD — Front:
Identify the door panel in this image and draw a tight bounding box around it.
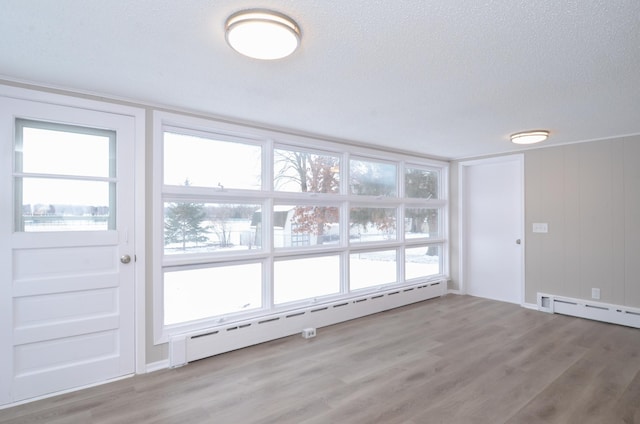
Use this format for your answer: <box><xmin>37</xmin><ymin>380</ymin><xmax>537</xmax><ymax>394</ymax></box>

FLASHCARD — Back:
<box><xmin>0</xmin><ymin>96</ymin><xmax>136</xmax><ymax>405</ymax></box>
<box><xmin>14</xmin><ymin>288</ymin><xmax>118</xmax><ymax>326</ymax></box>
<box><xmin>461</xmin><ymin>156</ymin><xmax>524</xmax><ymax>304</ymax></box>
<box><xmin>14</xmin><ymin>245</ymin><xmax>117</xmax><ymax>278</ymax></box>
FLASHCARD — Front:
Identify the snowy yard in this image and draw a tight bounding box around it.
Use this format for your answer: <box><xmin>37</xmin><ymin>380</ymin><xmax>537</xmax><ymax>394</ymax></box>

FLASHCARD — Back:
<box><xmin>164</xmin><ymin>252</ymin><xmax>440</xmax><ymax>325</ymax></box>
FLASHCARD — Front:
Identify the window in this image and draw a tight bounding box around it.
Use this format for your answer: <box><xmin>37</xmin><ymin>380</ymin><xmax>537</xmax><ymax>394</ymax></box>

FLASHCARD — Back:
<box><xmin>350</xmin><ymin>158</ymin><xmax>397</xmax><ymax>196</ymax></box>
<box><xmin>274</xmin><ymin>204</ymin><xmax>340</xmax><ymax>248</ymax></box>
<box><xmin>154</xmin><ymin>113</ymin><xmax>448</xmax><ymax>341</ymax></box>
<box><xmin>163</xmin><ymin>131</ymin><xmax>261</xmax><ymax>190</ymax></box>
<box><xmin>274</xmin><ymin>255</ymin><xmax>340</xmax><ymax>304</ymax></box>
<box><xmin>164</xmin><ymin>262</ymin><xmax>262</xmax><ymax>325</ymax></box>
<box><xmin>350</xmin><ymin>249</ymin><xmax>397</xmax><ymax>290</ymax></box>
<box><xmin>15</xmin><ymin>119</ymin><xmax>116</xmax><ymax>232</ymax></box>
<box><xmin>274</xmin><ymin>148</ymin><xmax>340</xmax><ymax>194</ymax></box>
<box><xmin>349</xmin><ymin>207</ymin><xmax>397</xmax><ymax>243</ymax></box>
<box><xmin>405</xmin><ymin>207</ymin><xmax>440</xmax><ymax>239</ymax></box>
<box><xmin>405</xmin><ymin>245</ymin><xmax>442</xmax><ymax>280</ymax></box>
<box><xmin>164</xmin><ymin>202</ymin><xmax>262</xmax><ymax>255</ymax></box>
<box><xmin>405</xmin><ymin>167</ymin><xmax>438</xmax><ymax>199</ymax></box>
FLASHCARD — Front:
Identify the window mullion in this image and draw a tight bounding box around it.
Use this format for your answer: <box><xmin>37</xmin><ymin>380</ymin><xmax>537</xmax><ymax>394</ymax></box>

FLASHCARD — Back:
<box><xmin>397</xmin><ymin>247</ymin><xmax>405</xmax><ymax>285</ymax></box>
<box><xmin>263</xmin><ymin>255</ymin><xmax>274</xmax><ymax>312</ymax></box>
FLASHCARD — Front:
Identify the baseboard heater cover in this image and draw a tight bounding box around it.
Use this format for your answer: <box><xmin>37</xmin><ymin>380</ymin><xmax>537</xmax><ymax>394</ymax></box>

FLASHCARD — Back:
<box><xmin>169</xmin><ymin>280</ymin><xmax>446</xmax><ymax>367</ymax></box>
<box><xmin>537</xmin><ymin>292</ymin><xmax>640</xmax><ymax>329</ymax></box>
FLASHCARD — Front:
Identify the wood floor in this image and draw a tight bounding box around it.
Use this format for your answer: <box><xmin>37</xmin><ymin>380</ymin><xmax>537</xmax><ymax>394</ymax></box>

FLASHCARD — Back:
<box><xmin>1</xmin><ymin>294</ymin><xmax>639</xmax><ymax>424</ymax></box>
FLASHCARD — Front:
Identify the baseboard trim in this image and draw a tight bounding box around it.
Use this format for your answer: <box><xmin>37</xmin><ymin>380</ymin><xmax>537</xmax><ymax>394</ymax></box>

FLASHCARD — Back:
<box><xmin>0</xmin><ymin>374</ymin><xmax>134</xmax><ymax>411</ymax></box>
<box><xmin>521</xmin><ymin>302</ymin><xmax>538</xmax><ymax>310</ymax></box>
<box><xmin>170</xmin><ymin>280</ymin><xmax>446</xmax><ymax>367</ymax></box>
<box><xmin>537</xmin><ymin>293</ymin><xmax>640</xmax><ymax>329</ymax></box>
<box><xmin>145</xmin><ymin>359</ymin><xmax>169</xmax><ymax>373</ymax></box>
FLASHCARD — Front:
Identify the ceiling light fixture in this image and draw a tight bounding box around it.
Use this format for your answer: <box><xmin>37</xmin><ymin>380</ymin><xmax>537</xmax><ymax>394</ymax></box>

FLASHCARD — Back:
<box><xmin>510</xmin><ymin>130</ymin><xmax>549</xmax><ymax>145</ymax></box>
<box><xmin>225</xmin><ymin>9</ymin><xmax>300</xmax><ymax>60</ymax></box>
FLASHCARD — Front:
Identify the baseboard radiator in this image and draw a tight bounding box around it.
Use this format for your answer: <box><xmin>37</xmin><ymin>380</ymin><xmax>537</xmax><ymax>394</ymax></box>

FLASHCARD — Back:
<box><xmin>537</xmin><ymin>293</ymin><xmax>640</xmax><ymax>329</ymax></box>
<box><xmin>169</xmin><ymin>280</ymin><xmax>446</xmax><ymax>367</ymax></box>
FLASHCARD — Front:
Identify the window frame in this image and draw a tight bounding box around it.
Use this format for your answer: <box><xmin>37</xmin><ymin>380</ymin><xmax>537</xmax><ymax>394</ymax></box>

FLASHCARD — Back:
<box><xmin>162</xmin><ymin>125</ymin><xmax>265</xmax><ymax>191</ymax></box>
<box><xmin>153</xmin><ymin>111</ymin><xmax>449</xmax><ymax>343</ymax></box>
<box><xmin>14</xmin><ymin>119</ymin><xmax>118</xmax><ymax>232</ymax></box>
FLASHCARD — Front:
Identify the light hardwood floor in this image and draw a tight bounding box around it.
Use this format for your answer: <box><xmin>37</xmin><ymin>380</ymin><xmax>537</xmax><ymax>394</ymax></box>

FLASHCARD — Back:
<box><xmin>1</xmin><ymin>295</ymin><xmax>639</xmax><ymax>424</ymax></box>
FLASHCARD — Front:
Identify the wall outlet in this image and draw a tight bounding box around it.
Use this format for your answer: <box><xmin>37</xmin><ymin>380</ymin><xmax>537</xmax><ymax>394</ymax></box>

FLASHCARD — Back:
<box><xmin>301</xmin><ymin>328</ymin><xmax>316</xmax><ymax>339</ymax></box>
<box><xmin>591</xmin><ymin>288</ymin><xmax>601</xmax><ymax>300</ymax></box>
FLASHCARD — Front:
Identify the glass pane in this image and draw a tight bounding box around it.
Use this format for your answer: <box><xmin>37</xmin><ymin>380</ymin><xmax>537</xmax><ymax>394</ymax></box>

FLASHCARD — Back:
<box><xmin>350</xmin><ymin>250</ymin><xmax>397</xmax><ymax>290</ymax></box>
<box><xmin>349</xmin><ymin>207</ymin><xmax>396</xmax><ymax>243</ymax></box>
<box><xmin>405</xmin><ymin>208</ymin><xmax>440</xmax><ymax>239</ymax></box>
<box><xmin>349</xmin><ymin>159</ymin><xmax>397</xmax><ymax>197</ymax></box>
<box><xmin>20</xmin><ymin>126</ymin><xmax>112</xmax><ymax>178</ymax></box>
<box><xmin>274</xmin><ymin>148</ymin><xmax>340</xmax><ymax>193</ymax></box>
<box><xmin>19</xmin><ymin>178</ymin><xmax>113</xmax><ymax>232</ymax></box>
<box><xmin>274</xmin><ymin>204</ymin><xmax>340</xmax><ymax>248</ymax></box>
<box><xmin>164</xmin><ymin>202</ymin><xmax>261</xmax><ymax>255</ymax></box>
<box><xmin>164</xmin><ymin>263</ymin><xmax>262</xmax><ymax>325</ymax></box>
<box><xmin>405</xmin><ymin>245</ymin><xmax>442</xmax><ymax>280</ymax></box>
<box><xmin>274</xmin><ymin>256</ymin><xmax>340</xmax><ymax>304</ymax></box>
<box><xmin>405</xmin><ymin>167</ymin><xmax>439</xmax><ymax>199</ymax></box>
<box><xmin>163</xmin><ymin>131</ymin><xmax>261</xmax><ymax>190</ymax></box>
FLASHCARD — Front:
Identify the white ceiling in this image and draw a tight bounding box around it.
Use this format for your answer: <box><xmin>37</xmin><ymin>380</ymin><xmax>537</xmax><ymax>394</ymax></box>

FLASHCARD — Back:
<box><xmin>1</xmin><ymin>0</ymin><xmax>639</xmax><ymax>160</ymax></box>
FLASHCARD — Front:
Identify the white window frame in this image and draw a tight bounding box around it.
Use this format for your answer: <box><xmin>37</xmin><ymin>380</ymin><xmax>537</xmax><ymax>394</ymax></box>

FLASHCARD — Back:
<box><xmin>153</xmin><ymin>111</ymin><xmax>448</xmax><ymax>344</ymax></box>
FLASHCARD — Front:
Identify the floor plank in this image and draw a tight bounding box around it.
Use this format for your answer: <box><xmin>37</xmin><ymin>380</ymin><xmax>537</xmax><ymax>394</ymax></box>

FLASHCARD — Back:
<box><xmin>1</xmin><ymin>295</ymin><xmax>639</xmax><ymax>424</ymax></box>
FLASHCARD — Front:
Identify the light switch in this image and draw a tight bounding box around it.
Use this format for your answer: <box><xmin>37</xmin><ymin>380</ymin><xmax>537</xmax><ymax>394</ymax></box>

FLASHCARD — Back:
<box><xmin>532</xmin><ymin>223</ymin><xmax>548</xmax><ymax>233</ymax></box>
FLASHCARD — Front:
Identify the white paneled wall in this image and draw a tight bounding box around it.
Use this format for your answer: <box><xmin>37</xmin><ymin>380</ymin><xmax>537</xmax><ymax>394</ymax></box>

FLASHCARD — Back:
<box><xmin>525</xmin><ymin>137</ymin><xmax>640</xmax><ymax>307</ymax></box>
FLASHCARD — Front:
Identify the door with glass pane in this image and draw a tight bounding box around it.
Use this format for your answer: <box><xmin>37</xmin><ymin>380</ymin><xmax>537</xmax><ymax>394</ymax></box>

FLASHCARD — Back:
<box><xmin>0</xmin><ymin>97</ymin><xmax>136</xmax><ymax>405</ymax></box>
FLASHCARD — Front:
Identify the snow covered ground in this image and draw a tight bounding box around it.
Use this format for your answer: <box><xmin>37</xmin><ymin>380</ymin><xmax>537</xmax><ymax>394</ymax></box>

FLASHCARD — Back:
<box><xmin>164</xmin><ymin>252</ymin><xmax>440</xmax><ymax>325</ymax></box>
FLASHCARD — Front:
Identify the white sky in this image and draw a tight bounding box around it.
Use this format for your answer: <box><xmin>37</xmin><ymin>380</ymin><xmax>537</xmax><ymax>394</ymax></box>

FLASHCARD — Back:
<box><xmin>20</xmin><ymin>128</ymin><xmax>110</xmax><ymax>206</ymax></box>
<box><xmin>163</xmin><ymin>132</ymin><xmax>261</xmax><ymax>189</ymax></box>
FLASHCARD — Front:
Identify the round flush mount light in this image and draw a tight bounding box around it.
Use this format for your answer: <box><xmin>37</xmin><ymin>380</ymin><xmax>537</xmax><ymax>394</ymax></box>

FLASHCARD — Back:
<box><xmin>510</xmin><ymin>130</ymin><xmax>549</xmax><ymax>145</ymax></box>
<box><xmin>225</xmin><ymin>9</ymin><xmax>300</xmax><ymax>60</ymax></box>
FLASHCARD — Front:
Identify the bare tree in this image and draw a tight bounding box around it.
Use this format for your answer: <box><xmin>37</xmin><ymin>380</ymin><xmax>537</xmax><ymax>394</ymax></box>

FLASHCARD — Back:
<box><xmin>405</xmin><ymin>168</ymin><xmax>439</xmax><ymax>255</ymax></box>
<box><xmin>275</xmin><ymin>150</ymin><xmax>340</xmax><ymax>242</ymax></box>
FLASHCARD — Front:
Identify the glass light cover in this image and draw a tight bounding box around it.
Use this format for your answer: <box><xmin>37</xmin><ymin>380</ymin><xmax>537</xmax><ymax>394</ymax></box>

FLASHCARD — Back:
<box><xmin>226</xmin><ymin>10</ymin><xmax>300</xmax><ymax>60</ymax></box>
<box><xmin>510</xmin><ymin>130</ymin><xmax>549</xmax><ymax>145</ymax></box>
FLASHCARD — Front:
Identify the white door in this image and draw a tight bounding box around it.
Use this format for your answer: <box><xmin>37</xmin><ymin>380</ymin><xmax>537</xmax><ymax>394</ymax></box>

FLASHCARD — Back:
<box><xmin>460</xmin><ymin>155</ymin><xmax>524</xmax><ymax>304</ymax></box>
<box><xmin>0</xmin><ymin>97</ymin><xmax>136</xmax><ymax>405</ymax></box>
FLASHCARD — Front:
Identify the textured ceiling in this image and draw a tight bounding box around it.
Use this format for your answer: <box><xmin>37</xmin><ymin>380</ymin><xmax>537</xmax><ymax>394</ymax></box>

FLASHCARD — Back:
<box><xmin>1</xmin><ymin>0</ymin><xmax>639</xmax><ymax>159</ymax></box>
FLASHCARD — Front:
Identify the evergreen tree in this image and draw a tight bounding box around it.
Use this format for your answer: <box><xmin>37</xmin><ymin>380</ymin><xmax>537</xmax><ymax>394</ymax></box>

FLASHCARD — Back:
<box><xmin>164</xmin><ymin>180</ymin><xmax>209</xmax><ymax>251</ymax></box>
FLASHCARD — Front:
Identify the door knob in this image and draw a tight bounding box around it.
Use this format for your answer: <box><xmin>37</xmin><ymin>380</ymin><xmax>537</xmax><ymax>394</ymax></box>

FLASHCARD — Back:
<box><xmin>516</xmin><ymin>239</ymin><xmax>522</xmax><ymax>245</ymax></box>
<box><xmin>120</xmin><ymin>255</ymin><xmax>132</xmax><ymax>264</ymax></box>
